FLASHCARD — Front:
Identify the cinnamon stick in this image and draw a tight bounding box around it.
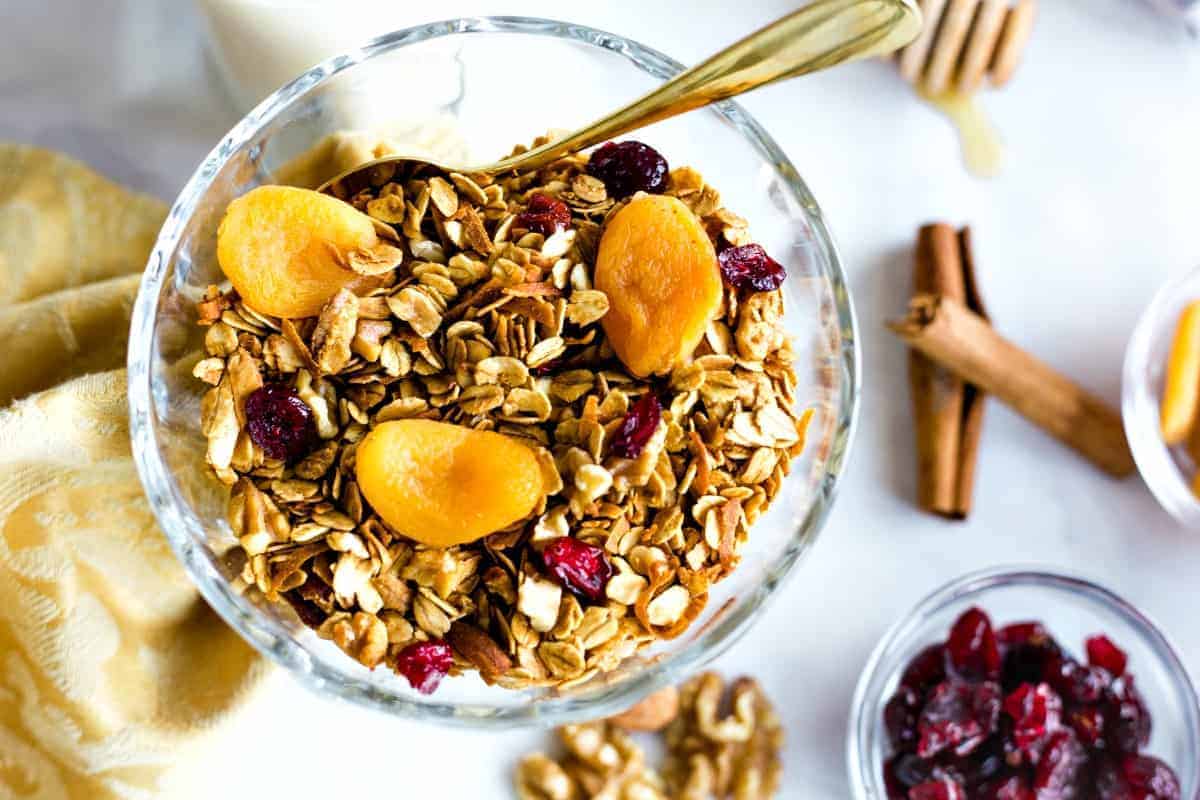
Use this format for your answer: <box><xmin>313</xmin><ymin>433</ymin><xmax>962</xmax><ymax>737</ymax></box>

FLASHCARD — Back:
<box><xmin>908</xmin><ymin>224</ymin><xmax>988</xmax><ymax>519</ymax></box>
<box><xmin>955</xmin><ymin>229</ymin><xmax>989</xmax><ymax>513</ymax></box>
<box><xmin>888</xmin><ymin>295</ymin><xmax>1135</xmax><ymax>478</ymax></box>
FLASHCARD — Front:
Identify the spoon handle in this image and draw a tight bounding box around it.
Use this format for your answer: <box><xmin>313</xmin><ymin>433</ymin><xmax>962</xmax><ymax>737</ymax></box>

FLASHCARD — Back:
<box><xmin>487</xmin><ymin>0</ymin><xmax>922</xmax><ymax>175</ymax></box>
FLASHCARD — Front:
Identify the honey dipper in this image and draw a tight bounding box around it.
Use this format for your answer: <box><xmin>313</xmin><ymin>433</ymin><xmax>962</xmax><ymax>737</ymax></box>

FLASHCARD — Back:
<box><xmin>897</xmin><ymin>0</ymin><xmax>1037</xmax><ymax>95</ymax></box>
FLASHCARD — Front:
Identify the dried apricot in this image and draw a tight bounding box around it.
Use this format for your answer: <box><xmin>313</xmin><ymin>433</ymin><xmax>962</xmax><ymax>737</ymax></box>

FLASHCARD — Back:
<box><xmin>1161</xmin><ymin>300</ymin><xmax>1200</xmax><ymax>444</ymax></box>
<box><xmin>355</xmin><ymin>419</ymin><xmax>545</xmax><ymax>547</ymax></box>
<box><xmin>216</xmin><ymin>185</ymin><xmax>401</xmax><ymax>318</ymax></box>
<box><xmin>594</xmin><ymin>194</ymin><xmax>721</xmax><ymax>376</ymax></box>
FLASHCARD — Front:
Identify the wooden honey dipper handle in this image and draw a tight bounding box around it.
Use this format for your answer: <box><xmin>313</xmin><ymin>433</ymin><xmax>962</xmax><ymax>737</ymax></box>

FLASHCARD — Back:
<box><xmin>898</xmin><ymin>0</ymin><xmax>1037</xmax><ymax>94</ymax></box>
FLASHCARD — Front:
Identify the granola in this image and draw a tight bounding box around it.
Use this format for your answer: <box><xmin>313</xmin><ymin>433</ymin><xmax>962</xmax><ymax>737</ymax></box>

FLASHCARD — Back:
<box><xmin>196</xmin><ymin>135</ymin><xmax>811</xmax><ymax>692</ymax></box>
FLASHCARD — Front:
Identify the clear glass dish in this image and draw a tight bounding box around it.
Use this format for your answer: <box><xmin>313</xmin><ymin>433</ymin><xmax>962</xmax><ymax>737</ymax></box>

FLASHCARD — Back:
<box><xmin>128</xmin><ymin>16</ymin><xmax>860</xmax><ymax>727</ymax></box>
<box><xmin>1124</xmin><ymin>264</ymin><xmax>1200</xmax><ymax>527</ymax></box>
<box><xmin>847</xmin><ymin>567</ymin><xmax>1200</xmax><ymax>799</ymax></box>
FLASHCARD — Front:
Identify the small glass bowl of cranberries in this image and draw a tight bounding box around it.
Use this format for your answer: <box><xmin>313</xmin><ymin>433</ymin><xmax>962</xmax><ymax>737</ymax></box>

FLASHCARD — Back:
<box><xmin>129</xmin><ymin>17</ymin><xmax>859</xmax><ymax>726</ymax></box>
<box><xmin>848</xmin><ymin>567</ymin><xmax>1200</xmax><ymax>800</ymax></box>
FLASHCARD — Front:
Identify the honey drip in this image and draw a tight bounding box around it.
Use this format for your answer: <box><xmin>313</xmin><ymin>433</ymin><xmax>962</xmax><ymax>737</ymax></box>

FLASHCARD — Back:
<box><xmin>921</xmin><ymin>88</ymin><xmax>1004</xmax><ymax>178</ymax></box>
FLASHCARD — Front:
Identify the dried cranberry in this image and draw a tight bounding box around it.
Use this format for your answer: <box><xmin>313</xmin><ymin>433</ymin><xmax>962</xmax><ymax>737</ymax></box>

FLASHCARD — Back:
<box><xmin>610</xmin><ymin>392</ymin><xmax>662</xmax><ymax>459</ymax></box>
<box><xmin>1106</xmin><ymin>677</ymin><xmax>1152</xmax><ymax>753</ymax></box>
<box><xmin>884</xmin><ymin>756</ymin><xmax>910</xmax><ymax>799</ymax></box>
<box><xmin>1086</xmin><ymin>635</ymin><xmax>1128</xmax><ymax>678</ymax></box>
<box><xmin>909</xmin><ymin>777</ymin><xmax>966</xmax><ymax>800</ymax></box>
<box><xmin>931</xmin><ymin>744</ymin><xmax>1000</xmax><ymax>790</ymax></box>
<box><xmin>1094</xmin><ymin>756</ymin><xmax>1134</xmax><ymax>800</ymax></box>
<box><xmin>541</xmin><ymin>537</ymin><xmax>613</xmax><ymax>601</ymax></box>
<box><xmin>1093</xmin><ymin>754</ymin><xmax>1181</xmax><ymax>800</ymax></box>
<box><xmin>1066</xmin><ymin>705</ymin><xmax>1106</xmax><ymax>750</ymax></box>
<box><xmin>1033</xmin><ymin>731</ymin><xmax>1087</xmax><ymax>799</ymax></box>
<box><xmin>586</xmin><ymin>140</ymin><xmax>668</xmax><ymax>198</ymax></box>
<box><xmin>957</xmin><ymin>736</ymin><xmax>1007</xmax><ymax>786</ymax></box>
<box><xmin>902</xmin><ymin>645</ymin><xmax>948</xmax><ymax>695</ymax></box>
<box><xmin>998</xmin><ymin>622</ymin><xmax>1058</xmax><ymax>654</ymax></box>
<box><xmin>296</xmin><ymin>572</ymin><xmax>333</xmax><ymax>607</ymax></box>
<box><xmin>947</xmin><ymin>608</ymin><xmax>1002</xmax><ymax>681</ymax></box>
<box><xmin>283</xmin><ymin>589</ymin><xmax>325</xmax><ymax>627</ymax></box>
<box><xmin>531</xmin><ymin>358</ymin><xmax>562</xmax><ymax>376</ymax></box>
<box><xmin>245</xmin><ymin>383</ymin><xmax>316</xmax><ymax>462</ymax></box>
<box><xmin>1003</xmin><ymin>683</ymin><xmax>1063</xmax><ymax>760</ymax></box>
<box><xmin>979</xmin><ymin>775</ymin><xmax>1035</xmax><ymax>800</ymax></box>
<box><xmin>394</xmin><ymin>639</ymin><xmax>453</xmax><ymax>695</ymax></box>
<box><xmin>515</xmin><ymin>192</ymin><xmax>571</xmax><ymax>236</ymax></box>
<box><xmin>1043</xmin><ymin>656</ymin><xmax>1108</xmax><ymax>705</ymax></box>
<box><xmin>917</xmin><ymin>681</ymin><xmax>1002</xmax><ymax>758</ymax></box>
<box><xmin>717</xmin><ymin>243</ymin><xmax>787</xmax><ymax>292</ymax></box>
<box><xmin>886</xmin><ymin>686</ymin><xmax>922</xmax><ymax>750</ymax></box>
<box><xmin>999</xmin><ymin>623</ymin><xmax>1061</xmax><ymax>692</ymax></box>
<box><xmin>1121</xmin><ymin>755</ymin><xmax>1182</xmax><ymax>800</ymax></box>
<box><xmin>893</xmin><ymin>752</ymin><xmax>935</xmax><ymax>788</ymax></box>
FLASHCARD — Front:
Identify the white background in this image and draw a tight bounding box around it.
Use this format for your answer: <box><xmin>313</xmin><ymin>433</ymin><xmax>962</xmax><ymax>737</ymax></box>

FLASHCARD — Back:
<box><xmin>3</xmin><ymin>1</ymin><xmax>1199</xmax><ymax>797</ymax></box>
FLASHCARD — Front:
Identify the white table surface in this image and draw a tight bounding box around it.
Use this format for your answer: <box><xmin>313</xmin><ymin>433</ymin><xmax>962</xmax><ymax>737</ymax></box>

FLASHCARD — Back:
<box><xmin>4</xmin><ymin>1</ymin><xmax>1200</xmax><ymax>797</ymax></box>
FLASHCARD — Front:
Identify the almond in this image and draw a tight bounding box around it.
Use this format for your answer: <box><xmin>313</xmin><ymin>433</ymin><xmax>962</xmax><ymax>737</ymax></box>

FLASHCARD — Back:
<box><xmin>607</xmin><ymin>685</ymin><xmax>679</xmax><ymax>732</ymax></box>
<box><xmin>446</xmin><ymin>621</ymin><xmax>512</xmax><ymax>684</ymax></box>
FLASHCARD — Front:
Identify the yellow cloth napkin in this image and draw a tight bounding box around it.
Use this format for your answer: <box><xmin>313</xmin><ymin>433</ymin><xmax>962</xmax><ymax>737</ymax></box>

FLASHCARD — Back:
<box><xmin>0</xmin><ymin>126</ymin><xmax>469</xmax><ymax>797</ymax></box>
<box><xmin>0</xmin><ymin>144</ymin><xmax>264</xmax><ymax>799</ymax></box>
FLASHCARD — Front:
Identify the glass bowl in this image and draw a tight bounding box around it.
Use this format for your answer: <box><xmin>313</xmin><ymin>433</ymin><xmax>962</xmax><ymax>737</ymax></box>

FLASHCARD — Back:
<box><xmin>1124</xmin><ymin>264</ymin><xmax>1200</xmax><ymax>527</ymax></box>
<box><xmin>127</xmin><ymin>17</ymin><xmax>860</xmax><ymax>726</ymax></box>
<box><xmin>847</xmin><ymin>567</ymin><xmax>1200</xmax><ymax>798</ymax></box>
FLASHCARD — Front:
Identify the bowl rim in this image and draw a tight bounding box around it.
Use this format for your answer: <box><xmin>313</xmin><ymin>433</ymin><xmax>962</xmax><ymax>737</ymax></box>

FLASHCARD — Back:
<box><xmin>128</xmin><ymin>15</ymin><xmax>862</xmax><ymax>727</ymax></box>
<box><xmin>845</xmin><ymin>565</ymin><xmax>1200</xmax><ymax>799</ymax></box>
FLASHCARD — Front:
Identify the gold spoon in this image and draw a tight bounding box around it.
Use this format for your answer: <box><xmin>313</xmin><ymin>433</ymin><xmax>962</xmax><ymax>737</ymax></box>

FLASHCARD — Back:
<box><xmin>319</xmin><ymin>0</ymin><xmax>922</xmax><ymax>196</ymax></box>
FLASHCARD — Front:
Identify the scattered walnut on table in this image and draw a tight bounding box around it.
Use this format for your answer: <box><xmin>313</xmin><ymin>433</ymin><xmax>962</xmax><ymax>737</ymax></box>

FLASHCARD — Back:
<box><xmin>515</xmin><ymin>673</ymin><xmax>782</xmax><ymax>800</ymax></box>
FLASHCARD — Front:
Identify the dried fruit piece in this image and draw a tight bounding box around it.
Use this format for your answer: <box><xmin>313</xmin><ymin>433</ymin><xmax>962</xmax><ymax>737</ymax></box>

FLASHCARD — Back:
<box><xmin>917</xmin><ymin>680</ymin><xmax>1002</xmax><ymax>758</ymax></box>
<box><xmin>1106</xmin><ymin>676</ymin><xmax>1152</xmax><ymax>753</ymax></box>
<box><xmin>999</xmin><ymin>623</ymin><xmax>1060</xmax><ymax>691</ymax></box>
<box><xmin>892</xmin><ymin>752</ymin><xmax>934</xmax><ymax>788</ymax></box>
<box><xmin>884</xmin><ymin>685</ymin><xmax>921</xmax><ymax>750</ymax></box>
<box><xmin>594</xmin><ymin>194</ymin><xmax>722</xmax><ymax>376</ymax></box>
<box><xmin>216</xmin><ymin>185</ymin><xmax>400</xmax><ymax>318</ymax></box>
<box><xmin>245</xmin><ymin>383</ymin><xmax>316</xmax><ymax>462</ymax></box>
<box><xmin>1043</xmin><ymin>656</ymin><xmax>1108</xmax><ymax>705</ymax></box>
<box><xmin>355</xmin><ymin>420</ymin><xmax>546</xmax><ymax>547</ymax></box>
<box><xmin>1032</xmin><ymin>730</ymin><xmax>1087</xmax><ymax>799</ymax></box>
<box><xmin>979</xmin><ymin>775</ymin><xmax>1034</xmax><ymax>800</ymax></box>
<box><xmin>394</xmin><ymin>639</ymin><xmax>453</xmax><ymax>694</ymax></box>
<box><xmin>1160</xmin><ymin>299</ymin><xmax>1200</xmax><ymax>444</ymax></box>
<box><xmin>587</xmin><ymin>140</ymin><xmax>668</xmax><ymax>198</ymax></box>
<box><xmin>1120</xmin><ymin>754</ymin><xmax>1182</xmax><ymax>800</ymax></box>
<box><xmin>902</xmin><ymin>645</ymin><xmax>948</xmax><ymax>694</ymax></box>
<box><xmin>514</xmin><ymin>192</ymin><xmax>571</xmax><ymax>236</ymax></box>
<box><xmin>610</xmin><ymin>393</ymin><xmax>662</xmax><ymax>458</ymax></box>
<box><xmin>718</xmin><ymin>242</ymin><xmax>787</xmax><ymax>292</ymax></box>
<box><xmin>541</xmin><ymin>537</ymin><xmax>614</xmax><ymax>602</ymax></box>
<box><xmin>909</xmin><ymin>777</ymin><xmax>966</xmax><ymax>800</ymax></box>
<box><xmin>1002</xmin><ymin>682</ymin><xmax>1062</xmax><ymax>760</ymax></box>
<box><xmin>1086</xmin><ymin>635</ymin><xmax>1128</xmax><ymax>678</ymax></box>
<box><xmin>997</xmin><ymin>622</ymin><xmax>1056</xmax><ymax>652</ymax></box>
<box><xmin>947</xmin><ymin>607</ymin><xmax>1002</xmax><ymax>681</ymax></box>
<box><xmin>1066</xmin><ymin>705</ymin><xmax>1106</xmax><ymax>749</ymax></box>
<box><xmin>884</xmin><ymin>756</ymin><xmax>909</xmax><ymax>799</ymax></box>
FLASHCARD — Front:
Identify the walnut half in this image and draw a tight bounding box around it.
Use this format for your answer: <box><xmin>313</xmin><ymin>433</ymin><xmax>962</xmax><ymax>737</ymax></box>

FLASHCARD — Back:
<box><xmin>663</xmin><ymin>673</ymin><xmax>783</xmax><ymax>800</ymax></box>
